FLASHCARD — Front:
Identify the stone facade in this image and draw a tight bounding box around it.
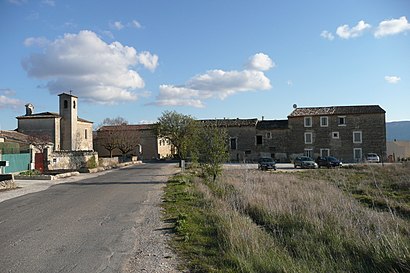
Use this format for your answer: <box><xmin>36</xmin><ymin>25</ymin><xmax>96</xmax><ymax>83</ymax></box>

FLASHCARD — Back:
<box><xmin>287</xmin><ymin>105</ymin><xmax>386</xmax><ymax>162</ymax></box>
<box><xmin>16</xmin><ymin>93</ymin><xmax>93</xmax><ymax>151</ymax></box>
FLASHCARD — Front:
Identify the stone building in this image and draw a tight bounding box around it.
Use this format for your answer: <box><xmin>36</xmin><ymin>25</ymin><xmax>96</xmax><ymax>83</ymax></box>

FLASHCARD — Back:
<box><xmin>95</xmin><ymin>124</ymin><xmax>172</xmax><ymax>160</ymax></box>
<box><xmin>287</xmin><ymin>105</ymin><xmax>386</xmax><ymax>162</ymax></box>
<box><xmin>16</xmin><ymin>93</ymin><xmax>93</xmax><ymax>151</ymax></box>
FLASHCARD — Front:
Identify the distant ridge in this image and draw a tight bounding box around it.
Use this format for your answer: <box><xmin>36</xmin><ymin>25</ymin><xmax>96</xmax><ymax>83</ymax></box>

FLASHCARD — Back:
<box><xmin>386</xmin><ymin>121</ymin><xmax>410</xmax><ymax>141</ymax></box>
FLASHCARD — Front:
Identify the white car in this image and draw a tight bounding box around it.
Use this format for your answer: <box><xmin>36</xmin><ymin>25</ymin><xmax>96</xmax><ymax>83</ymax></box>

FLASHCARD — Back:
<box><xmin>366</xmin><ymin>153</ymin><xmax>380</xmax><ymax>163</ymax></box>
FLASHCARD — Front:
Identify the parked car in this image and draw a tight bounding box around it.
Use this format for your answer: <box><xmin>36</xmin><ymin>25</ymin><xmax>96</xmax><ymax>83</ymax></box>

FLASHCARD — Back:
<box><xmin>316</xmin><ymin>156</ymin><xmax>342</xmax><ymax>168</ymax></box>
<box><xmin>293</xmin><ymin>156</ymin><xmax>318</xmax><ymax>169</ymax></box>
<box><xmin>366</xmin><ymin>153</ymin><xmax>380</xmax><ymax>163</ymax></box>
<box><xmin>258</xmin><ymin>157</ymin><xmax>276</xmax><ymax>171</ymax></box>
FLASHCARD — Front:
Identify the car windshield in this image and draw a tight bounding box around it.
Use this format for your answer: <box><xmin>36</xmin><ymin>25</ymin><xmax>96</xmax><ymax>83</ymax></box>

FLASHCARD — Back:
<box><xmin>326</xmin><ymin>157</ymin><xmax>338</xmax><ymax>161</ymax></box>
<box><xmin>260</xmin><ymin>158</ymin><xmax>274</xmax><ymax>162</ymax></box>
<box><xmin>300</xmin><ymin>157</ymin><xmax>313</xmax><ymax>161</ymax></box>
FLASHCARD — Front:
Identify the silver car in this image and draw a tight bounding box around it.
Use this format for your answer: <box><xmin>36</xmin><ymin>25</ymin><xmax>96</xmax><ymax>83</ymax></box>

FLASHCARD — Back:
<box><xmin>294</xmin><ymin>156</ymin><xmax>318</xmax><ymax>169</ymax></box>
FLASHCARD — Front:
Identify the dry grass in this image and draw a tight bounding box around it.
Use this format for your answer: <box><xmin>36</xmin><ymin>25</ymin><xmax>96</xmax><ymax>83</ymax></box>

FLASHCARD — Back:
<box><xmin>164</xmin><ymin>165</ymin><xmax>410</xmax><ymax>272</ymax></box>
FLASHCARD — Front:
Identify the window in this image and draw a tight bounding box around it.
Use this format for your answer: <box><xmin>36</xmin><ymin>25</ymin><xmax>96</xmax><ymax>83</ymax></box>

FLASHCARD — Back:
<box><xmin>332</xmin><ymin>132</ymin><xmax>340</xmax><ymax>139</ymax></box>
<box><xmin>320</xmin><ymin>116</ymin><xmax>328</xmax><ymax>127</ymax></box>
<box><xmin>64</xmin><ymin>100</ymin><xmax>68</xmax><ymax>108</ymax></box>
<box><xmin>230</xmin><ymin>138</ymin><xmax>237</xmax><ymax>150</ymax></box>
<box><xmin>320</xmin><ymin>148</ymin><xmax>330</xmax><ymax>157</ymax></box>
<box><xmin>353</xmin><ymin>131</ymin><xmax>362</xmax><ymax>143</ymax></box>
<box><xmin>354</xmin><ymin>148</ymin><xmax>362</xmax><ymax>162</ymax></box>
<box><xmin>266</xmin><ymin>132</ymin><xmax>272</xmax><ymax>139</ymax></box>
<box><xmin>256</xmin><ymin>135</ymin><xmax>263</xmax><ymax>145</ymax></box>
<box><xmin>84</xmin><ymin>129</ymin><xmax>88</xmax><ymax>139</ymax></box>
<box><xmin>304</xmin><ymin>132</ymin><xmax>313</xmax><ymax>144</ymax></box>
<box><xmin>304</xmin><ymin>149</ymin><xmax>313</xmax><ymax>158</ymax></box>
<box><xmin>73</xmin><ymin>101</ymin><xmax>76</xmax><ymax>109</ymax></box>
<box><xmin>338</xmin><ymin>116</ymin><xmax>346</xmax><ymax>126</ymax></box>
<box><xmin>245</xmin><ymin>150</ymin><xmax>251</xmax><ymax>155</ymax></box>
<box><xmin>304</xmin><ymin>116</ymin><xmax>312</xmax><ymax>127</ymax></box>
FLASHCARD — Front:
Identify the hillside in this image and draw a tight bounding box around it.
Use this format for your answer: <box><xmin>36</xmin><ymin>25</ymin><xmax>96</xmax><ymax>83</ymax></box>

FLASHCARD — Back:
<box><xmin>386</xmin><ymin>121</ymin><xmax>410</xmax><ymax>141</ymax></box>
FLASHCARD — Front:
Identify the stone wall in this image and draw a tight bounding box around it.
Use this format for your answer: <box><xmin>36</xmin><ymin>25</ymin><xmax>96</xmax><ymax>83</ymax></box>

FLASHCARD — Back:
<box><xmin>47</xmin><ymin>150</ymin><xmax>98</xmax><ymax>170</ymax></box>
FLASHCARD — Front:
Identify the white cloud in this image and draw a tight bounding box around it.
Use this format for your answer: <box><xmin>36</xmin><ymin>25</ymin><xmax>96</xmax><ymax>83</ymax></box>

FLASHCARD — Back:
<box><xmin>22</xmin><ymin>30</ymin><xmax>157</xmax><ymax>103</ymax></box>
<box><xmin>336</xmin><ymin>20</ymin><xmax>371</xmax><ymax>39</ymax></box>
<box><xmin>0</xmin><ymin>89</ymin><xmax>23</xmax><ymax>109</ymax></box>
<box><xmin>8</xmin><ymin>0</ymin><xmax>27</xmax><ymax>5</ymax></box>
<box><xmin>246</xmin><ymin>53</ymin><xmax>274</xmax><ymax>71</ymax></box>
<box><xmin>320</xmin><ymin>30</ymin><xmax>334</xmax><ymax>41</ymax></box>
<box><xmin>375</xmin><ymin>16</ymin><xmax>410</xmax><ymax>38</ymax></box>
<box><xmin>41</xmin><ymin>0</ymin><xmax>55</xmax><ymax>6</ymax></box>
<box><xmin>130</xmin><ymin>20</ymin><xmax>142</xmax><ymax>29</ymax></box>
<box><xmin>137</xmin><ymin>51</ymin><xmax>159</xmax><ymax>72</ymax></box>
<box><xmin>24</xmin><ymin>36</ymin><xmax>50</xmax><ymax>47</ymax></box>
<box><xmin>110</xmin><ymin>21</ymin><xmax>124</xmax><ymax>30</ymax></box>
<box><xmin>384</xmin><ymin>75</ymin><xmax>401</xmax><ymax>84</ymax></box>
<box><xmin>153</xmin><ymin>54</ymin><xmax>273</xmax><ymax>107</ymax></box>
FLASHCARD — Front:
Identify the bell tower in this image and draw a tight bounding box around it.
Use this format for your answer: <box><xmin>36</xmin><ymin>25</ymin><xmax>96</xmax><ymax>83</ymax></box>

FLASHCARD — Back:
<box><xmin>59</xmin><ymin>92</ymin><xmax>78</xmax><ymax>150</ymax></box>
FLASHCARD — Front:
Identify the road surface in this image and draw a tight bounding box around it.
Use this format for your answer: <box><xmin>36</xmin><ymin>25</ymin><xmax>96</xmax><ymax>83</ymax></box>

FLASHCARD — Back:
<box><xmin>0</xmin><ymin>163</ymin><xmax>180</xmax><ymax>273</ymax></box>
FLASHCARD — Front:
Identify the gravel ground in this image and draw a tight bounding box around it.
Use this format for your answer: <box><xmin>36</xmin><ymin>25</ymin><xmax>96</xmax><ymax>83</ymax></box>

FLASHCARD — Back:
<box><xmin>123</xmin><ymin>179</ymin><xmax>187</xmax><ymax>273</ymax></box>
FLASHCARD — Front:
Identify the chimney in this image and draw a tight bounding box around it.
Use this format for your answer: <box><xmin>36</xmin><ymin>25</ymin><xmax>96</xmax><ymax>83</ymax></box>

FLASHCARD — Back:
<box><xmin>25</xmin><ymin>103</ymin><xmax>34</xmax><ymax>116</ymax></box>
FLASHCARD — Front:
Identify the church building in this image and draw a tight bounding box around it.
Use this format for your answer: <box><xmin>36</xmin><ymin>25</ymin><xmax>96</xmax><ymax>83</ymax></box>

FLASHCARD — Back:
<box><xmin>16</xmin><ymin>93</ymin><xmax>93</xmax><ymax>151</ymax></box>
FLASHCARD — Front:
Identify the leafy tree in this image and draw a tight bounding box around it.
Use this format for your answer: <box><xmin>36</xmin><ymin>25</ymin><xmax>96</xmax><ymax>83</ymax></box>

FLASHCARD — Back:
<box><xmin>196</xmin><ymin>121</ymin><xmax>229</xmax><ymax>181</ymax></box>
<box><xmin>156</xmin><ymin>111</ymin><xmax>197</xmax><ymax>160</ymax></box>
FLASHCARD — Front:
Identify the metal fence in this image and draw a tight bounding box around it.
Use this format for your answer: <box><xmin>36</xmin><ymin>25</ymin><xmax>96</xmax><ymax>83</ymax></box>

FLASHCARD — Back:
<box><xmin>0</xmin><ymin>153</ymin><xmax>31</xmax><ymax>174</ymax></box>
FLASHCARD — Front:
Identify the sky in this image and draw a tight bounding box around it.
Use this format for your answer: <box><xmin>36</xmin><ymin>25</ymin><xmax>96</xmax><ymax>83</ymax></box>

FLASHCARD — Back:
<box><xmin>0</xmin><ymin>0</ymin><xmax>409</xmax><ymax>130</ymax></box>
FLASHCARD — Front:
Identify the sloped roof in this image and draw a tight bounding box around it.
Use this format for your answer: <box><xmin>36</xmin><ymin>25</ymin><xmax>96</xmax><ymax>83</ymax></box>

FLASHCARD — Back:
<box><xmin>0</xmin><ymin>130</ymin><xmax>31</xmax><ymax>143</ymax></box>
<box><xmin>288</xmin><ymin>105</ymin><xmax>385</xmax><ymax>117</ymax></box>
<box><xmin>256</xmin><ymin>120</ymin><xmax>289</xmax><ymax>130</ymax></box>
<box><xmin>16</xmin><ymin>112</ymin><xmax>60</xmax><ymax>119</ymax></box>
<box><xmin>199</xmin><ymin>118</ymin><xmax>258</xmax><ymax>127</ymax></box>
<box><xmin>16</xmin><ymin>112</ymin><xmax>92</xmax><ymax>123</ymax></box>
<box><xmin>98</xmin><ymin>124</ymin><xmax>155</xmax><ymax>131</ymax></box>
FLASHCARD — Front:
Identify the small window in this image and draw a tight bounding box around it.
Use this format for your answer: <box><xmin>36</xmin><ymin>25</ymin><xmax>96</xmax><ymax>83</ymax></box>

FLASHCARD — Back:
<box><xmin>320</xmin><ymin>116</ymin><xmax>328</xmax><ymax>127</ymax></box>
<box><xmin>332</xmin><ymin>132</ymin><xmax>340</xmax><ymax>139</ymax></box>
<box><xmin>304</xmin><ymin>149</ymin><xmax>313</xmax><ymax>158</ymax></box>
<box><xmin>73</xmin><ymin>101</ymin><xmax>76</xmax><ymax>109</ymax></box>
<box><xmin>245</xmin><ymin>150</ymin><xmax>251</xmax><ymax>154</ymax></box>
<box><xmin>85</xmin><ymin>129</ymin><xmax>88</xmax><ymax>139</ymax></box>
<box><xmin>338</xmin><ymin>116</ymin><xmax>346</xmax><ymax>126</ymax></box>
<box><xmin>304</xmin><ymin>132</ymin><xmax>313</xmax><ymax>144</ymax></box>
<box><xmin>256</xmin><ymin>135</ymin><xmax>263</xmax><ymax>145</ymax></box>
<box><xmin>230</xmin><ymin>138</ymin><xmax>237</xmax><ymax>150</ymax></box>
<box><xmin>304</xmin><ymin>117</ymin><xmax>312</xmax><ymax>127</ymax></box>
<box><xmin>353</xmin><ymin>131</ymin><xmax>362</xmax><ymax>144</ymax></box>
<box><xmin>354</xmin><ymin>148</ymin><xmax>362</xmax><ymax>162</ymax></box>
<box><xmin>320</xmin><ymin>148</ymin><xmax>330</xmax><ymax>157</ymax></box>
<box><xmin>266</xmin><ymin>132</ymin><xmax>272</xmax><ymax>139</ymax></box>
<box><xmin>64</xmin><ymin>100</ymin><xmax>68</xmax><ymax>108</ymax></box>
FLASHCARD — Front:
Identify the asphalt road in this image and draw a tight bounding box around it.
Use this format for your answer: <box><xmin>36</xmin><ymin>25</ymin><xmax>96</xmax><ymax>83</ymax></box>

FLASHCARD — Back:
<box><xmin>0</xmin><ymin>163</ymin><xmax>178</xmax><ymax>273</ymax></box>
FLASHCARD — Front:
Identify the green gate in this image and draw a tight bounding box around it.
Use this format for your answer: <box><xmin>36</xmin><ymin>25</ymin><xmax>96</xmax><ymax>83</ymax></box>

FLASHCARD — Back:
<box><xmin>1</xmin><ymin>153</ymin><xmax>31</xmax><ymax>174</ymax></box>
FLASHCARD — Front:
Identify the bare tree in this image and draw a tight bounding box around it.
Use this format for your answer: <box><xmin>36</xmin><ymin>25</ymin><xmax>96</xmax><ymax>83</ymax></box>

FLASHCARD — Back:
<box><xmin>95</xmin><ymin>128</ymin><xmax>118</xmax><ymax>158</ymax></box>
<box><xmin>116</xmin><ymin>125</ymin><xmax>141</xmax><ymax>157</ymax></box>
<box><xmin>27</xmin><ymin>134</ymin><xmax>52</xmax><ymax>153</ymax></box>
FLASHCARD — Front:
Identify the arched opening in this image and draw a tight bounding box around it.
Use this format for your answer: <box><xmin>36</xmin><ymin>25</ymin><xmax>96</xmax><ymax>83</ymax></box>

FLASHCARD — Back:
<box><xmin>64</xmin><ymin>100</ymin><xmax>68</xmax><ymax>108</ymax></box>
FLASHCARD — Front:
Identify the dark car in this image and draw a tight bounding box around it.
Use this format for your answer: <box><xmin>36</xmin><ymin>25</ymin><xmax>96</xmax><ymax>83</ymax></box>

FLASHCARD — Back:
<box><xmin>316</xmin><ymin>156</ymin><xmax>342</xmax><ymax>168</ymax></box>
<box><xmin>293</xmin><ymin>156</ymin><xmax>318</xmax><ymax>169</ymax></box>
<box><xmin>258</xmin><ymin>157</ymin><xmax>276</xmax><ymax>171</ymax></box>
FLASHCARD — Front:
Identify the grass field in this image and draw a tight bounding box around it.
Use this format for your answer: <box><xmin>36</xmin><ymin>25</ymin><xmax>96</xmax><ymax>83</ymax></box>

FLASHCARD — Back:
<box><xmin>163</xmin><ymin>164</ymin><xmax>410</xmax><ymax>273</ymax></box>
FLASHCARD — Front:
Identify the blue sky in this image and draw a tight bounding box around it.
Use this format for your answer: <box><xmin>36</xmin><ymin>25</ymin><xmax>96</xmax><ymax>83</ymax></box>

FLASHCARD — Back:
<box><xmin>0</xmin><ymin>0</ymin><xmax>409</xmax><ymax>130</ymax></box>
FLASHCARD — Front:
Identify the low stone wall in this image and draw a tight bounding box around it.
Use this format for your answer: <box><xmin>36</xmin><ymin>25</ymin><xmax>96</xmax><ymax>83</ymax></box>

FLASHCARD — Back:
<box><xmin>99</xmin><ymin>157</ymin><xmax>119</xmax><ymax>167</ymax></box>
<box><xmin>47</xmin><ymin>150</ymin><xmax>98</xmax><ymax>171</ymax></box>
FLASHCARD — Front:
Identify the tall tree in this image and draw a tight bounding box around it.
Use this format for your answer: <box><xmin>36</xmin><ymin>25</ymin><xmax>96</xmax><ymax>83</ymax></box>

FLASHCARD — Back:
<box><xmin>156</xmin><ymin>111</ymin><xmax>196</xmax><ymax>160</ymax></box>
